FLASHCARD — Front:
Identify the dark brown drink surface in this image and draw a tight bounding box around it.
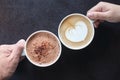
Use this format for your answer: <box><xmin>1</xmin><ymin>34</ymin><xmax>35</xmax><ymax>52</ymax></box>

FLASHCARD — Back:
<box><xmin>26</xmin><ymin>32</ymin><xmax>60</xmax><ymax>65</ymax></box>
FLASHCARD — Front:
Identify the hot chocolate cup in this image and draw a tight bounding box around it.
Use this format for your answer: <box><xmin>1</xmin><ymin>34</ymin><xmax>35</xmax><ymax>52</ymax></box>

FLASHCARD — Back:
<box><xmin>22</xmin><ymin>30</ymin><xmax>62</xmax><ymax>67</ymax></box>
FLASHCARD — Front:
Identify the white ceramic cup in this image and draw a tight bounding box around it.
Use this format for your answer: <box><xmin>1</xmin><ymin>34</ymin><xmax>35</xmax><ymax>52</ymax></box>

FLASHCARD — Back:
<box><xmin>58</xmin><ymin>13</ymin><xmax>95</xmax><ymax>50</ymax></box>
<box><xmin>22</xmin><ymin>30</ymin><xmax>62</xmax><ymax>67</ymax></box>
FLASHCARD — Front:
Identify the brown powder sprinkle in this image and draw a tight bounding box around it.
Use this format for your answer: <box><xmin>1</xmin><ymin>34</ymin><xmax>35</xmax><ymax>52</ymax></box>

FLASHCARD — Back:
<box><xmin>26</xmin><ymin>32</ymin><xmax>60</xmax><ymax>65</ymax></box>
<box><xmin>33</xmin><ymin>41</ymin><xmax>55</xmax><ymax>62</ymax></box>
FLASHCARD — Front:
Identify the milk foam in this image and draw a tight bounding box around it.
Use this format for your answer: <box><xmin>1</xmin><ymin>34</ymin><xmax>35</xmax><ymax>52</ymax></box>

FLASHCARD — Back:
<box><xmin>65</xmin><ymin>21</ymin><xmax>88</xmax><ymax>42</ymax></box>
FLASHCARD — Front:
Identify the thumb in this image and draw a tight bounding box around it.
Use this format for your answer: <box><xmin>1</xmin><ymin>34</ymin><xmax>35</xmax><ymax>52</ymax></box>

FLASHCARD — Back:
<box><xmin>10</xmin><ymin>39</ymin><xmax>25</xmax><ymax>60</ymax></box>
<box><xmin>87</xmin><ymin>12</ymin><xmax>107</xmax><ymax>20</ymax></box>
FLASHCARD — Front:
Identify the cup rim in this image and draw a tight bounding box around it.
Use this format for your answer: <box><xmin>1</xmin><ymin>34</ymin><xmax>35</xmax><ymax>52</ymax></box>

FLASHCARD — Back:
<box><xmin>25</xmin><ymin>30</ymin><xmax>62</xmax><ymax>67</ymax></box>
<box><xmin>58</xmin><ymin>13</ymin><xmax>95</xmax><ymax>50</ymax></box>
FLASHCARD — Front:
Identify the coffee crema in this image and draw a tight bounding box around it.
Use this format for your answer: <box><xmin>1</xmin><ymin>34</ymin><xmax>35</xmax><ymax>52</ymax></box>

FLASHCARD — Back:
<box><xmin>26</xmin><ymin>32</ymin><xmax>60</xmax><ymax>65</ymax></box>
<box><xmin>59</xmin><ymin>14</ymin><xmax>94</xmax><ymax>49</ymax></box>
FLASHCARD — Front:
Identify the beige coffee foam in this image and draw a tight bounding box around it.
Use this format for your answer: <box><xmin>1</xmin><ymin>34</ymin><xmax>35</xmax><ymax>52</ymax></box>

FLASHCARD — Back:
<box><xmin>59</xmin><ymin>15</ymin><xmax>94</xmax><ymax>49</ymax></box>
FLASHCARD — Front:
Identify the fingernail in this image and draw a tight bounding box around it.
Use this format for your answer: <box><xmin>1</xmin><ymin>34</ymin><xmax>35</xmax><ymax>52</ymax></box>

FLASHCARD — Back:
<box><xmin>18</xmin><ymin>39</ymin><xmax>25</xmax><ymax>43</ymax></box>
<box><xmin>87</xmin><ymin>13</ymin><xmax>94</xmax><ymax>18</ymax></box>
<box><xmin>17</xmin><ymin>39</ymin><xmax>25</xmax><ymax>46</ymax></box>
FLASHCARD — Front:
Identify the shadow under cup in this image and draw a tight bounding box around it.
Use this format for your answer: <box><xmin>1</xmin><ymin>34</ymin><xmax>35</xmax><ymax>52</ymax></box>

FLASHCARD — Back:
<box><xmin>58</xmin><ymin>13</ymin><xmax>94</xmax><ymax>50</ymax></box>
<box><xmin>23</xmin><ymin>30</ymin><xmax>62</xmax><ymax>67</ymax></box>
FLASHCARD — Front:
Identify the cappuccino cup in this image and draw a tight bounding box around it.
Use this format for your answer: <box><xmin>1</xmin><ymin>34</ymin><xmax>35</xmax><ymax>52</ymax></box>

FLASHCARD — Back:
<box><xmin>58</xmin><ymin>13</ymin><xmax>94</xmax><ymax>50</ymax></box>
<box><xmin>22</xmin><ymin>30</ymin><xmax>62</xmax><ymax>67</ymax></box>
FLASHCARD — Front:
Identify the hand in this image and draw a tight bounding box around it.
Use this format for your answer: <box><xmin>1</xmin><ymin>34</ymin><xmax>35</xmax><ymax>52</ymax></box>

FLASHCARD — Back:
<box><xmin>0</xmin><ymin>39</ymin><xmax>25</xmax><ymax>80</ymax></box>
<box><xmin>87</xmin><ymin>2</ymin><xmax>120</xmax><ymax>28</ymax></box>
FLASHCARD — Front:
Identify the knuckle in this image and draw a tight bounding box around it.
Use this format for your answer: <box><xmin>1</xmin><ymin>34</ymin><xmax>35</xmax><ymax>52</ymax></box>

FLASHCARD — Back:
<box><xmin>0</xmin><ymin>44</ymin><xmax>7</xmax><ymax>48</ymax></box>
<box><xmin>94</xmin><ymin>13</ymin><xmax>99</xmax><ymax>19</ymax></box>
<box><xmin>87</xmin><ymin>9</ymin><xmax>91</xmax><ymax>13</ymax></box>
<box><xmin>99</xmin><ymin>1</ymin><xmax>105</xmax><ymax>4</ymax></box>
<box><xmin>106</xmin><ymin>12</ymin><xmax>112</xmax><ymax>19</ymax></box>
<box><xmin>98</xmin><ymin>1</ymin><xmax>107</xmax><ymax>6</ymax></box>
<box><xmin>9</xmin><ymin>56</ymin><xmax>14</xmax><ymax>63</ymax></box>
<box><xmin>9</xmin><ymin>55</ymin><xmax>19</xmax><ymax>63</ymax></box>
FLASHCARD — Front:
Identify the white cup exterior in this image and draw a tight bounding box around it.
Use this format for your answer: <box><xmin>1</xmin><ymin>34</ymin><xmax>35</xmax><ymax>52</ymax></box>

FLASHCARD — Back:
<box><xmin>22</xmin><ymin>30</ymin><xmax>62</xmax><ymax>67</ymax></box>
<box><xmin>58</xmin><ymin>13</ymin><xmax>95</xmax><ymax>50</ymax></box>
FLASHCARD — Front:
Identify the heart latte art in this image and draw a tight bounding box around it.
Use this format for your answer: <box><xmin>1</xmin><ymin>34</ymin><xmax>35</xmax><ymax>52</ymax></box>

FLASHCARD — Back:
<box><xmin>58</xmin><ymin>14</ymin><xmax>94</xmax><ymax>50</ymax></box>
<box><xmin>65</xmin><ymin>21</ymin><xmax>88</xmax><ymax>42</ymax></box>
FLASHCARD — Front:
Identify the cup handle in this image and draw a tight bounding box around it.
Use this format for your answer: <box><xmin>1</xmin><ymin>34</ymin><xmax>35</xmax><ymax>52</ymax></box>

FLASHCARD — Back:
<box><xmin>21</xmin><ymin>49</ymin><xmax>26</xmax><ymax>56</ymax></box>
<box><xmin>90</xmin><ymin>20</ymin><xmax>95</xmax><ymax>23</ymax></box>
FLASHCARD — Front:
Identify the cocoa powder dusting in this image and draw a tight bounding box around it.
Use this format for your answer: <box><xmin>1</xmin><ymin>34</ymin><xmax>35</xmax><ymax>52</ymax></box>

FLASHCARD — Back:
<box><xmin>33</xmin><ymin>41</ymin><xmax>55</xmax><ymax>64</ymax></box>
<box><xmin>26</xmin><ymin>32</ymin><xmax>60</xmax><ymax>65</ymax></box>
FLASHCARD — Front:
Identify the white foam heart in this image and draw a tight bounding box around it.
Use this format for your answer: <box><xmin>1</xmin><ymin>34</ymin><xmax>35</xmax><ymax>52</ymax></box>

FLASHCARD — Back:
<box><xmin>65</xmin><ymin>21</ymin><xmax>88</xmax><ymax>42</ymax></box>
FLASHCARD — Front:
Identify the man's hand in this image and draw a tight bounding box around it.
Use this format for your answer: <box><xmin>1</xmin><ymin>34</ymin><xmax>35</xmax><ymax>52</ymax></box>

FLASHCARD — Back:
<box><xmin>87</xmin><ymin>2</ymin><xmax>120</xmax><ymax>28</ymax></box>
<box><xmin>0</xmin><ymin>39</ymin><xmax>25</xmax><ymax>80</ymax></box>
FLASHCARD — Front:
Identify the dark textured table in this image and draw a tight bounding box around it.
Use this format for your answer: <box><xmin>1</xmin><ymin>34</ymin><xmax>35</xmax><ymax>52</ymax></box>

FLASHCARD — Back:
<box><xmin>0</xmin><ymin>0</ymin><xmax>120</xmax><ymax>80</ymax></box>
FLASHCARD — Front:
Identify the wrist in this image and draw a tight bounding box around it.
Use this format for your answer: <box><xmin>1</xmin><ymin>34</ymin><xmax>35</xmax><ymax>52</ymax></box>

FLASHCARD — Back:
<box><xmin>117</xmin><ymin>6</ymin><xmax>120</xmax><ymax>22</ymax></box>
<box><xmin>114</xmin><ymin>4</ymin><xmax>120</xmax><ymax>22</ymax></box>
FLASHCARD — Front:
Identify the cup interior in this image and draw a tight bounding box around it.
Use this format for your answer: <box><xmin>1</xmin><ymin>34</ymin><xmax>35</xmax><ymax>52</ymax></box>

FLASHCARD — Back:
<box><xmin>24</xmin><ymin>30</ymin><xmax>62</xmax><ymax>67</ymax></box>
<box><xmin>58</xmin><ymin>13</ymin><xmax>94</xmax><ymax>50</ymax></box>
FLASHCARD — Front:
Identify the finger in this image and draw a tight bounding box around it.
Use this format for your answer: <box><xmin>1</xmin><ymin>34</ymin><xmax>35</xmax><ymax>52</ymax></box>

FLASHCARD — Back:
<box><xmin>94</xmin><ymin>21</ymin><xmax>100</xmax><ymax>28</ymax></box>
<box><xmin>87</xmin><ymin>2</ymin><xmax>105</xmax><ymax>13</ymax></box>
<box><xmin>0</xmin><ymin>44</ymin><xmax>15</xmax><ymax>51</ymax></box>
<box><xmin>0</xmin><ymin>44</ymin><xmax>15</xmax><ymax>56</ymax></box>
<box><xmin>20</xmin><ymin>56</ymin><xmax>25</xmax><ymax>62</ymax></box>
<box><xmin>10</xmin><ymin>39</ymin><xmax>25</xmax><ymax>61</ymax></box>
<box><xmin>94</xmin><ymin>20</ymin><xmax>104</xmax><ymax>28</ymax></box>
<box><xmin>87</xmin><ymin>12</ymin><xmax>108</xmax><ymax>21</ymax></box>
